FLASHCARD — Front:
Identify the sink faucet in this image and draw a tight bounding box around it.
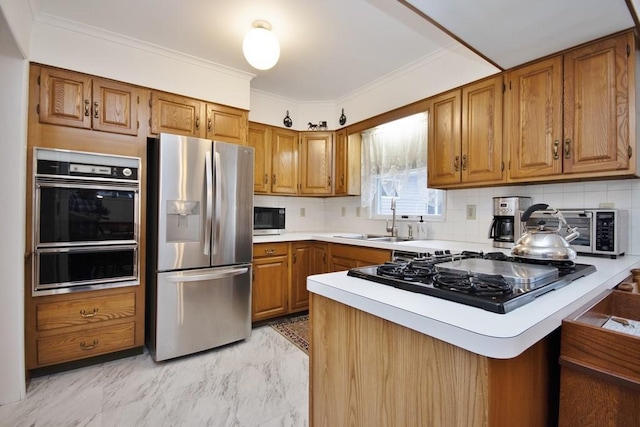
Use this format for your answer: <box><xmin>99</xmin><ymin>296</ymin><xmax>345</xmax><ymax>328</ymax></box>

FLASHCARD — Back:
<box><xmin>385</xmin><ymin>198</ymin><xmax>397</xmax><ymax>237</ymax></box>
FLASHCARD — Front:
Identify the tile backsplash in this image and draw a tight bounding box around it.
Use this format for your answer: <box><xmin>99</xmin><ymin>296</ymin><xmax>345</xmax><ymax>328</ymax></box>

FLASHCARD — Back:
<box><xmin>254</xmin><ymin>178</ymin><xmax>640</xmax><ymax>255</ymax></box>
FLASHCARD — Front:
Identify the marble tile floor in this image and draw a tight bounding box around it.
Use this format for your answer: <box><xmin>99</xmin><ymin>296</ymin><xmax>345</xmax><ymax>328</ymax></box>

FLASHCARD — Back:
<box><xmin>0</xmin><ymin>325</ymin><xmax>309</xmax><ymax>427</ymax></box>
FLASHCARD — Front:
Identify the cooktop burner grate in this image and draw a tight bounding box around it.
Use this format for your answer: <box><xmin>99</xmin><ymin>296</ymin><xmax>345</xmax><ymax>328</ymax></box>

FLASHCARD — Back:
<box><xmin>348</xmin><ymin>250</ymin><xmax>596</xmax><ymax>314</ymax></box>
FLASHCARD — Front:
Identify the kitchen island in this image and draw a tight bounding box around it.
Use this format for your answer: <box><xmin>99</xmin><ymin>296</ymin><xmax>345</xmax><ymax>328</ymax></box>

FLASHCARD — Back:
<box><xmin>306</xmin><ymin>239</ymin><xmax>640</xmax><ymax>426</ymax></box>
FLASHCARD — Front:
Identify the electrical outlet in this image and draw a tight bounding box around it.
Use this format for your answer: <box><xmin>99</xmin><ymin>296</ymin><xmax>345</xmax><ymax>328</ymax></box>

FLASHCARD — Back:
<box><xmin>599</xmin><ymin>202</ymin><xmax>615</xmax><ymax>208</ymax></box>
<box><xmin>466</xmin><ymin>205</ymin><xmax>476</xmax><ymax>220</ymax></box>
<box><xmin>300</xmin><ymin>207</ymin><xmax>305</xmax><ymax>217</ymax></box>
<box><xmin>355</xmin><ymin>207</ymin><xmax>361</xmax><ymax>217</ymax></box>
<box><xmin>341</xmin><ymin>207</ymin><xmax>346</xmax><ymax>217</ymax></box>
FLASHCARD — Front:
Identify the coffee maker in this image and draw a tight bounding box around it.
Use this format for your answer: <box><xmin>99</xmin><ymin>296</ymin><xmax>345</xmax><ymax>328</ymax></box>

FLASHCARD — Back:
<box><xmin>489</xmin><ymin>196</ymin><xmax>532</xmax><ymax>248</ymax></box>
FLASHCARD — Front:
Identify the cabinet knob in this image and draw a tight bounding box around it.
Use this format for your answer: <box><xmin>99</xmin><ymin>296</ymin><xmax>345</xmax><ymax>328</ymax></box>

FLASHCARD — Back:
<box><xmin>93</xmin><ymin>101</ymin><xmax>99</xmax><ymax>119</ymax></box>
<box><xmin>564</xmin><ymin>139</ymin><xmax>571</xmax><ymax>159</ymax></box>
<box><xmin>84</xmin><ymin>99</ymin><xmax>90</xmax><ymax>116</ymax></box>
<box><xmin>272</xmin><ymin>174</ymin><xmax>277</xmax><ymax>185</ymax></box>
<box><xmin>454</xmin><ymin>156</ymin><xmax>460</xmax><ymax>171</ymax></box>
<box><xmin>195</xmin><ymin>117</ymin><xmax>200</xmax><ymax>130</ymax></box>
<box><xmin>208</xmin><ymin>118</ymin><xmax>212</xmax><ymax>131</ymax></box>
<box><xmin>264</xmin><ymin>173</ymin><xmax>269</xmax><ymax>184</ymax></box>
<box><xmin>461</xmin><ymin>155</ymin><xmax>467</xmax><ymax>171</ymax></box>
<box><xmin>553</xmin><ymin>140</ymin><xmax>560</xmax><ymax>160</ymax></box>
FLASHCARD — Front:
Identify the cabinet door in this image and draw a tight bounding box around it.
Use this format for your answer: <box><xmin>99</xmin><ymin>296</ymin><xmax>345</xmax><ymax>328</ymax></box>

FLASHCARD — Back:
<box><xmin>206</xmin><ymin>103</ymin><xmax>248</xmax><ymax>144</ymax></box>
<box><xmin>299</xmin><ymin>132</ymin><xmax>333</xmax><ymax>195</ymax></box>
<box><xmin>506</xmin><ymin>56</ymin><xmax>563</xmax><ymax>179</ymax></box>
<box><xmin>271</xmin><ymin>127</ymin><xmax>299</xmax><ymax>194</ymax></box>
<box><xmin>290</xmin><ymin>242</ymin><xmax>312</xmax><ymax>312</ymax></box>
<box><xmin>462</xmin><ymin>75</ymin><xmax>504</xmax><ymax>184</ymax></box>
<box><xmin>252</xmin><ymin>255</ymin><xmax>288</xmax><ymax>321</ymax></box>
<box><xmin>329</xmin><ymin>256</ymin><xmax>358</xmax><ymax>273</ymax></box>
<box><xmin>311</xmin><ymin>243</ymin><xmax>329</xmax><ymax>274</ymax></box>
<box><xmin>39</xmin><ymin>67</ymin><xmax>92</xmax><ymax>129</ymax></box>
<box><xmin>92</xmin><ymin>78</ymin><xmax>139</xmax><ymax>136</ymax></box>
<box><xmin>428</xmin><ymin>90</ymin><xmax>462</xmax><ymax>186</ymax></box>
<box><xmin>334</xmin><ymin>130</ymin><xmax>348</xmax><ymax>195</ymax></box>
<box><xmin>563</xmin><ymin>33</ymin><xmax>632</xmax><ymax>174</ymax></box>
<box><xmin>150</xmin><ymin>91</ymin><xmax>205</xmax><ymax>137</ymax></box>
<box><xmin>248</xmin><ymin>122</ymin><xmax>272</xmax><ymax>193</ymax></box>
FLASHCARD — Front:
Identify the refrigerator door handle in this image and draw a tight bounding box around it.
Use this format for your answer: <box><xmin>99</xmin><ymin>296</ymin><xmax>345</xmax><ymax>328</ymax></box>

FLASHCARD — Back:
<box><xmin>165</xmin><ymin>267</ymin><xmax>249</xmax><ymax>283</ymax></box>
<box><xmin>213</xmin><ymin>151</ymin><xmax>222</xmax><ymax>255</ymax></box>
<box><xmin>204</xmin><ymin>152</ymin><xmax>213</xmax><ymax>256</ymax></box>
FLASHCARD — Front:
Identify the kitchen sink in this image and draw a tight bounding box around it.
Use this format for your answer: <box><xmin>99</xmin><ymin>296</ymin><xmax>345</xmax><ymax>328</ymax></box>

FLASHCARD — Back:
<box><xmin>333</xmin><ymin>233</ymin><xmax>412</xmax><ymax>242</ymax></box>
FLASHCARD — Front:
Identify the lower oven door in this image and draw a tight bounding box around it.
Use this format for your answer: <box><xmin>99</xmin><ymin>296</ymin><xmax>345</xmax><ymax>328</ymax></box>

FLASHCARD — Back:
<box><xmin>34</xmin><ymin>245</ymin><xmax>139</xmax><ymax>295</ymax></box>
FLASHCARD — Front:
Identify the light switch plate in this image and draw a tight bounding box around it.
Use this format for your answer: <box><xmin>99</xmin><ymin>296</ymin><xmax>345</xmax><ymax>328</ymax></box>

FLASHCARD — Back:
<box><xmin>466</xmin><ymin>205</ymin><xmax>476</xmax><ymax>220</ymax></box>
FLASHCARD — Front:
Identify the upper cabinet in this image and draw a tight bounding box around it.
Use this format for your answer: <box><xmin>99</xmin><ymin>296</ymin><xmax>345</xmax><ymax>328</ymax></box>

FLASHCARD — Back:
<box><xmin>334</xmin><ymin>129</ymin><xmax>361</xmax><ymax>196</ymax></box>
<box><xmin>248</xmin><ymin>122</ymin><xmax>298</xmax><ymax>195</ymax></box>
<box><xmin>299</xmin><ymin>132</ymin><xmax>333</xmax><ymax>195</ymax></box>
<box><xmin>38</xmin><ymin>67</ymin><xmax>139</xmax><ymax>136</ymax></box>
<box><xmin>205</xmin><ymin>103</ymin><xmax>248</xmax><ymax>145</ymax></box>
<box><xmin>150</xmin><ymin>92</ymin><xmax>248</xmax><ymax>144</ymax></box>
<box><xmin>428</xmin><ymin>74</ymin><xmax>504</xmax><ymax>188</ymax></box>
<box><xmin>506</xmin><ymin>31</ymin><xmax>635</xmax><ymax>182</ymax></box>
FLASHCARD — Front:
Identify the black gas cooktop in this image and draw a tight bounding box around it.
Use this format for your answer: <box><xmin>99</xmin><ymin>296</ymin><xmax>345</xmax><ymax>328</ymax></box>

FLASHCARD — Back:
<box><xmin>346</xmin><ymin>251</ymin><xmax>596</xmax><ymax>314</ymax></box>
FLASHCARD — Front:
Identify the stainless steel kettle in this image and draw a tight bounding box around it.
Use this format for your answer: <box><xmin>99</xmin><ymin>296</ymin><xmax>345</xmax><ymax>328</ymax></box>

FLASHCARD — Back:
<box><xmin>511</xmin><ymin>204</ymin><xmax>580</xmax><ymax>261</ymax></box>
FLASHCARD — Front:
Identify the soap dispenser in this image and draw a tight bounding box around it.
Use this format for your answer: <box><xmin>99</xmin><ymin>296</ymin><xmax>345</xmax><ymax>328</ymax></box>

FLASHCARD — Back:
<box><xmin>417</xmin><ymin>216</ymin><xmax>427</xmax><ymax>239</ymax></box>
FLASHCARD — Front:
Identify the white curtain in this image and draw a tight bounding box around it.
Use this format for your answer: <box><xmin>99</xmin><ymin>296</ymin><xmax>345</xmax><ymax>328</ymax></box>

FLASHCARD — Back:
<box><xmin>360</xmin><ymin>112</ymin><xmax>427</xmax><ymax>208</ymax></box>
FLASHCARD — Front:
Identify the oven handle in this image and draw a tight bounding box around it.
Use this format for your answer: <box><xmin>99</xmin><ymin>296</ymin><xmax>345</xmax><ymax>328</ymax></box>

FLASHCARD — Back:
<box><xmin>213</xmin><ymin>151</ymin><xmax>221</xmax><ymax>255</ymax></box>
<box><xmin>204</xmin><ymin>152</ymin><xmax>213</xmax><ymax>256</ymax></box>
<box><xmin>165</xmin><ymin>267</ymin><xmax>249</xmax><ymax>283</ymax></box>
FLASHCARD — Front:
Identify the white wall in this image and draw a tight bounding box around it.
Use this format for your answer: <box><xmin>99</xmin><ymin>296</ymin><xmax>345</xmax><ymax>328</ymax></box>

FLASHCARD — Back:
<box><xmin>258</xmin><ymin>177</ymin><xmax>640</xmax><ymax>256</ymax></box>
<box><xmin>0</xmin><ymin>5</ymin><xmax>28</xmax><ymax>405</ymax></box>
<box><xmin>29</xmin><ymin>21</ymin><xmax>253</xmax><ymax>110</ymax></box>
<box><xmin>249</xmin><ymin>43</ymin><xmax>499</xmax><ymax>129</ymax></box>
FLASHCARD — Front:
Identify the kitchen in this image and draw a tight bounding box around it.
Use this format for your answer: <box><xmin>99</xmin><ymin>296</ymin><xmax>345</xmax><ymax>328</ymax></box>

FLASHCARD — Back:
<box><xmin>2</xmin><ymin>0</ymin><xmax>640</xmax><ymax>425</ymax></box>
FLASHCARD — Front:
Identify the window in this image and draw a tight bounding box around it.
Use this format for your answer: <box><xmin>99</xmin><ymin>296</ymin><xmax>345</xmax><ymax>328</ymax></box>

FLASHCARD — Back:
<box><xmin>361</xmin><ymin>112</ymin><xmax>445</xmax><ymax>219</ymax></box>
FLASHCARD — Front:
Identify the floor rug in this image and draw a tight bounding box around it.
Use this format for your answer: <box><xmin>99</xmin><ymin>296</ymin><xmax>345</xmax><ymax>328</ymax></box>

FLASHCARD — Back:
<box><xmin>270</xmin><ymin>314</ymin><xmax>309</xmax><ymax>355</ymax></box>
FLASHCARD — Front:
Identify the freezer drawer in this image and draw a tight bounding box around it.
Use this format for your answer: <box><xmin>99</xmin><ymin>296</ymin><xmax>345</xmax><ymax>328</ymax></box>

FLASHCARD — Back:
<box><xmin>152</xmin><ymin>264</ymin><xmax>251</xmax><ymax>361</ymax></box>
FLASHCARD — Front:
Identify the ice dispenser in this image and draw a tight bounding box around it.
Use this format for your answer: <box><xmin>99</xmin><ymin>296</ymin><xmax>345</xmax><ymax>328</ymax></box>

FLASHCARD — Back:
<box><xmin>166</xmin><ymin>200</ymin><xmax>200</xmax><ymax>242</ymax></box>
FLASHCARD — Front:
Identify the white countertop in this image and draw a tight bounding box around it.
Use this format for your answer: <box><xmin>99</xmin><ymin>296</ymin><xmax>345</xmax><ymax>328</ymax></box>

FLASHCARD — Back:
<box><xmin>253</xmin><ymin>232</ymin><xmax>640</xmax><ymax>358</ymax></box>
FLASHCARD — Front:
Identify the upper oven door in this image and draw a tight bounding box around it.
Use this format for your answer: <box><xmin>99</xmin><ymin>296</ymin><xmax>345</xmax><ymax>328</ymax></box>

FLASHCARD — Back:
<box><xmin>35</xmin><ymin>181</ymin><xmax>139</xmax><ymax>247</ymax></box>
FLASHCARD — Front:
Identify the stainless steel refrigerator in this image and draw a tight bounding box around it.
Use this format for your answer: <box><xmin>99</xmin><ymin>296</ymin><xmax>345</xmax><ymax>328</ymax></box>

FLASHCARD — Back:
<box><xmin>146</xmin><ymin>133</ymin><xmax>254</xmax><ymax>362</ymax></box>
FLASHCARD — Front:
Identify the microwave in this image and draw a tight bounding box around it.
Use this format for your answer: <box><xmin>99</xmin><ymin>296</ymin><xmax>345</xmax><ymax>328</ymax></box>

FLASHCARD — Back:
<box><xmin>525</xmin><ymin>209</ymin><xmax>628</xmax><ymax>258</ymax></box>
<box><xmin>253</xmin><ymin>207</ymin><xmax>286</xmax><ymax>235</ymax></box>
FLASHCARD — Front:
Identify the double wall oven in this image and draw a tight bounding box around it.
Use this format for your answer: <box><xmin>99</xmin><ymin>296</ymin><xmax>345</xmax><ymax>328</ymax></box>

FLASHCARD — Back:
<box><xmin>32</xmin><ymin>148</ymin><xmax>141</xmax><ymax>296</ymax></box>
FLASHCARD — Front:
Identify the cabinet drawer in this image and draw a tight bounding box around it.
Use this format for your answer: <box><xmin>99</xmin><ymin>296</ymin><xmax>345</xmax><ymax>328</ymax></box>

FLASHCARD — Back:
<box><xmin>36</xmin><ymin>292</ymin><xmax>136</xmax><ymax>331</ymax></box>
<box><xmin>253</xmin><ymin>242</ymin><xmax>288</xmax><ymax>258</ymax></box>
<box><xmin>37</xmin><ymin>322</ymin><xmax>135</xmax><ymax>366</ymax></box>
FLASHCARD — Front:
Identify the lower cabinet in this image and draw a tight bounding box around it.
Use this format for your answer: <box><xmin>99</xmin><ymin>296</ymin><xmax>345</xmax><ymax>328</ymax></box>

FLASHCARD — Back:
<box><xmin>252</xmin><ymin>242</ymin><xmax>289</xmax><ymax>322</ymax></box>
<box><xmin>26</xmin><ymin>287</ymin><xmax>144</xmax><ymax>370</ymax></box>
<box><xmin>558</xmin><ymin>289</ymin><xmax>640</xmax><ymax>426</ymax></box>
<box><xmin>328</xmin><ymin>243</ymin><xmax>391</xmax><ymax>272</ymax></box>
<box><xmin>290</xmin><ymin>242</ymin><xmax>312</xmax><ymax>313</ymax></box>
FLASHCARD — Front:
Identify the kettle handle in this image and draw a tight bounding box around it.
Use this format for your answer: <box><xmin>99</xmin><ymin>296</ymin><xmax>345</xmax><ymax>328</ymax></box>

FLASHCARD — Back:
<box><xmin>520</xmin><ymin>203</ymin><xmax>549</xmax><ymax>222</ymax></box>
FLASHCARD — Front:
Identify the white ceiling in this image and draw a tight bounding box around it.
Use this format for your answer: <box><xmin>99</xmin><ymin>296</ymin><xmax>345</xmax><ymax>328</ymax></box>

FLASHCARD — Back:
<box><xmin>27</xmin><ymin>0</ymin><xmax>638</xmax><ymax>102</ymax></box>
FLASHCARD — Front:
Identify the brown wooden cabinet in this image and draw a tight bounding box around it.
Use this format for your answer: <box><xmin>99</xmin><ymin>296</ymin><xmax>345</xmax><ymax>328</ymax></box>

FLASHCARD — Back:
<box><xmin>333</xmin><ymin>129</ymin><xmax>361</xmax><ymax>196</ymax></box>
<box><xmin>38</xmin><ymin>67</ymin><xmax>139</xmax><ymax>136</ymax></box>
<box><xmin>506</xmin><ymin>31</ymin><xmax>635</xmax><ymax>182</ymax></box>
<box><xmin>312</xmin><ymin>242</ymin><xmax>329</xmax><ymax>274</ymax></box>
<box><xmin>205</xmin><ymin>103</ymin><xmax>248</xmax><ymax>144</ymax></box>
<box><xmin>299</xmin><ymin>132</ymin><xmax>333</xmax><ymax>195</ymax></box>
<box><xmin>248</xmin><ymin>122</ymin><xmax>271</xmax><ymax>193</ymax></box>
<box><xmin>248</xmin><ymin>123</ymin><xmax>298</xmax><ymax>195</ymax></box>
<box><xmin>290</xmin><ymin>242</ymin><xmax>312</xmax><ymax>312</ymax></box>
<box><xmin>150</xmin><ymin>92</ymin><xmax>247</xmax><ymax>143</ymax></box>
<box><xmin>25</xmin><ymin>287</ymin><xmax>143</xmax><ymax>369</ymax></box>
<box><xmin>559</xmin><ymin>289</ymin><xmax>640</xmax><ymax>426</ymax></box>
<box><xmin>328</xmin><ymin>243</ymin><xmax>391</xmax><ymax>272</ymax></box>
<box><xmin>252</xmin><ymin>243</ymin><xmax>289</xmax><ymax>321</ymax></box>
<box><xmin>428</xmin><ymin>75</ymin><xmax>504</xmax><ymax>188</ymax></box>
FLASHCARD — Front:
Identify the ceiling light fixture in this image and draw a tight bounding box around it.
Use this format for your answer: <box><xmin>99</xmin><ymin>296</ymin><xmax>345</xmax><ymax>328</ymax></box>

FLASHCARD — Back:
<box><xmin>243</xmin><ymin>20</ymin><xmax>280</xmax><ymax>71</ymax></box>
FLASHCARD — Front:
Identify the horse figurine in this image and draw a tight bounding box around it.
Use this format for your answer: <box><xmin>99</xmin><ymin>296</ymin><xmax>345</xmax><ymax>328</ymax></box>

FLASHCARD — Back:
<box><xmin>308</xmin><ymin>122</ymin><xmax>318</xmax><ymax>130</ymax></box>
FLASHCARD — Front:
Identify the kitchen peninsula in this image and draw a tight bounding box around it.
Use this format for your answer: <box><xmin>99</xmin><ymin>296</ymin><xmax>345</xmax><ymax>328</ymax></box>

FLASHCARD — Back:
<box><xmin>303</xmin><ymin>236</ymin><xmax>640</xmax><ymax>426</ymax></box>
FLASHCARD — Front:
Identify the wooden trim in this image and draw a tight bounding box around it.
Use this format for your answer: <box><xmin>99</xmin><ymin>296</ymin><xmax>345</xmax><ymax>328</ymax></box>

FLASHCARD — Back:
<box><xmin>396</xmin><ymin>0</ymin><xmax>503</xmax><ymax>71</ymax></box>
<box><xmin>560</xmin><ymin>356</ymin><xmax>640</xmax><ymax>391</ymax></box>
